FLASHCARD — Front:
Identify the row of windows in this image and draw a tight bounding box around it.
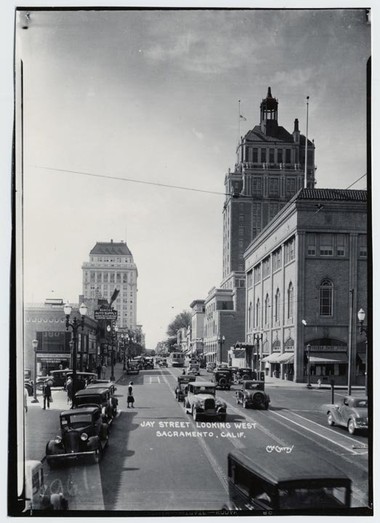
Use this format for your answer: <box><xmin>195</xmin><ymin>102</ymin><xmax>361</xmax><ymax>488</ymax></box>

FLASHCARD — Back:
<box><xmin>249</xmin><ymin>237</ymin><xmax>296</xmax><ymax>286</ymax></box>
<box><xmin>248</xmin><ymin>279</ymin><xmax>335</xmax><ymax>330</ymax></box>
<box><xmin>244</xmin><ymin>147</ymin><xmax>295</xmax><ymax>164</ymax></box>
<box><xmin>85</xmin><ymin>272</ymin><xmax>136</xmax><ymax>283</ymax></box>
<box><xmin>90</xmin><ymin>256</ymin><xmax>132</xmax><ymax>263</ymax></box>
<box><xmin>307</xmin><ymin>233</ymin><xmax>367</xmax><ymax>258</ymax></box>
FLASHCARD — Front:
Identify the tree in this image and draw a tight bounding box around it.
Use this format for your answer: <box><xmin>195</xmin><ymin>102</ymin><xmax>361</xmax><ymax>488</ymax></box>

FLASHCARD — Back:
<box><xmin>166</xmin><ymin>310</ymin><xmax>192</xmax><ymax>337</ymax></box>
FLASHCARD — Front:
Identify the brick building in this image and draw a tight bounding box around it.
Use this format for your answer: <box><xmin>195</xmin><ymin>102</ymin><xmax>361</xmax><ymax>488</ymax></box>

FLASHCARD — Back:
<box><xmin>244</xmin><ymin>188</ymin><xmax>368</xmax><ymax>385</ymax></box>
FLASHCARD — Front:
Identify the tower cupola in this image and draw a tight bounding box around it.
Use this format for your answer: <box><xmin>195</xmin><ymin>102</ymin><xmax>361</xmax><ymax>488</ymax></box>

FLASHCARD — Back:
<box><xmin>260</xmin><ymin>86</ymin><xmax>278</xmax><ymax>136</ymax></box>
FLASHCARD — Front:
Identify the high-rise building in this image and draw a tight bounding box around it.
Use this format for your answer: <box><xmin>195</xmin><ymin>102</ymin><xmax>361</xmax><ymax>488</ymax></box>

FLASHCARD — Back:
<box><xmin>82</xmin><ymin>239</ymin><xmax>138</xmax><ymax>330</ymax></box>
<box><xmin>222</xmin><ymin>87</ymin><xmax>316</xmax><ymax>288</ymax></box>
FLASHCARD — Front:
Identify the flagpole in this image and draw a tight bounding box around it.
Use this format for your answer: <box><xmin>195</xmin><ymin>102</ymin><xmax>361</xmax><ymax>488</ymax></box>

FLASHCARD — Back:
<box><xmin>304</xmin><ymin>96</ymin><xmax>309</xmax><ymax>189</ymax></box>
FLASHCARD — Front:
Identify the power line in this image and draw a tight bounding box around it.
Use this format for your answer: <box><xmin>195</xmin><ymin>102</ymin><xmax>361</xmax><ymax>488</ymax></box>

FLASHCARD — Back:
<box><xmin>33</xmin><ymin>166</ymin><xmax>226</xmax><ymax>197</ymax></box>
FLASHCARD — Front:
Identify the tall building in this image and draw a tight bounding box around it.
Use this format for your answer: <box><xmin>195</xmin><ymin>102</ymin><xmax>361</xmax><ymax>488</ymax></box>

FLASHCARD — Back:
<box><xmin>222</xmin><ymin>87</ymin><xmax>316</xmax><ymax>289</ymax></box>
<box><xmin>82</xmin><ymin>239</ymin><xmax>138</xmax><ymax>330</ymax></box>
<box><xmin>244</xmin><ymin>188</ymin><xmax>368</xmax><ymax>385</ymax></box>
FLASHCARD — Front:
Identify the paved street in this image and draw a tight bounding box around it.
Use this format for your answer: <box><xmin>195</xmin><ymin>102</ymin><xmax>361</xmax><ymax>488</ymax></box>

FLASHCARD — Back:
<box><xmin>25</xmin><ymin>364</ymin><xmax>369</xmax><ymax>512</ymax></box>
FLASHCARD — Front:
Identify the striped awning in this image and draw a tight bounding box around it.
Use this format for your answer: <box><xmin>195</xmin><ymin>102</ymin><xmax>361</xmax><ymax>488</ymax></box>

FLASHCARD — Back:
<box><xmin>277</xmin><ymin>352</ymin><xmax>294</xmax><ymax>364</ymax></box>
<box><xmin>261</xmin><ymin>353</ymin><xmax>281</xmax><ymax>363</ymax></box>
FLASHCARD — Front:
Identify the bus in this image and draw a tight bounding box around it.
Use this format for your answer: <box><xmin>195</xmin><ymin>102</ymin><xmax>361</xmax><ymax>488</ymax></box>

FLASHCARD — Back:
<box><xmin>168</xmin><ymin>352</ymin><xmax>185</xmax><ymax>367</ymax></box>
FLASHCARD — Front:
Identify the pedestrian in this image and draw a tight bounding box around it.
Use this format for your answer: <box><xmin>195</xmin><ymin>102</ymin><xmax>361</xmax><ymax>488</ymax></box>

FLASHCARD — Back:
<box><xmin>101</xmin><ymin>363</ymin><xmax>107</xmax><ymax>379</ymax></box>
<box><xmin>24</xmin><ymin>387</ymin><xmax>28</xmax><ymax>414</ymax></box>
<box><xmin>96</xmin><ymin>364</ymin><xmax>102</xmax><ymax>379</ymax></box>
<box><xmin>127</xmin><ymin>381</ymin><xmax>134</xmax><ymax>408</ymax></box>
<box><xmin>42</xmin><ymin>381</ymin><xmax>52</xmax><ymax>409</ymax></box>
<box><xmin>66</xmin><ymin>377</ymin><xmax>73</xmax><ymax>404</ymax></box>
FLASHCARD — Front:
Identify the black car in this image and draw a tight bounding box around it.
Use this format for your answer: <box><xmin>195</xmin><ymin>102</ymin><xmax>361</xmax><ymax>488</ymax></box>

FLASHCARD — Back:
<box><xmin>175</xmin><ymin>375</ymin><xmax>196</xmax><ymax>402</ymax></box>
<box><xmin>236</xmin><ymin>380</ymin><xmax>270</xmax><ymax>410</ymax></box>
<box><xmin>73</xmin><ymin>387</ymin><xmax>116</xmax><ymax>424</ymax></box>
<box><xmin>213</xmin><ymin>367</ymin><xmax>232</xmax><ymax>390</ymax></box>
<box><xmin>46</xmin><ymin>406</ymin><xmax>109</xmax><ymax>467</ymax></box>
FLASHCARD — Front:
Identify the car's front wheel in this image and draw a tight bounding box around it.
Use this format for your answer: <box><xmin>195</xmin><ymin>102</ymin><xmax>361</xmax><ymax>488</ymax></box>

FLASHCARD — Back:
<box><xmin>192</xmin><ymin>407</ymin><xmax>199</xmax><ymax>422</ymax></box>
<box><xmin>348</xmin><ymin>419</ymin><xmax>356</xmax><ymax>435</ymax></box>
<box><xmin>327</xmin><ymin>412</ymin><xmax>335</xmax><ymax>426</ymax></box>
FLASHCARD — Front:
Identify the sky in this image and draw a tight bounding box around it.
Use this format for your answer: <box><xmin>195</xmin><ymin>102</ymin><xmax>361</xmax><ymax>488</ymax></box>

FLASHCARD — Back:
<box><xmin>7</xmin><ymin>6</ymin><xmax>372</xmax><ymax>349</ymax></box>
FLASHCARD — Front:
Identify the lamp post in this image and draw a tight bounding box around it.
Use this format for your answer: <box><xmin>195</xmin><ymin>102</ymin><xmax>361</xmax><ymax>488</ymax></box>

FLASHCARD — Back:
<box><xmin>218</xmin><ymin>335</ymin><xmax>225</xmax><ymax>365</ymax></box>
<box><xmin>107</xmin><ymin>324</ymin><xmax>118</xmax><ymax>381</ymax></box>
<box><xmin>121</xmin><ymin>333</ymin><xmax>127</xmax><ymax>371</ymax></box>
<box><xmin>64</xmin><ymin>302</ymin><xmax>87</xmax><ymax>404</ymax></box>
<box><xmin>31</xmin><ymin>339</ymin><xmax>39</xmax><ymax>403</ymax></box>
<box><xmin>357</xmin><ymin>308</ymin><xmax>368</xmax><ymax>396</ymax></box>
<box><xmin>306</xmin><ymin>344</ymin><xmax>312</xmax><ymax>389</ymax></box>
<box><xmin>254</xmin><ymin>333</ymin><xmax>263</xmax><ymax>371</ymax></box>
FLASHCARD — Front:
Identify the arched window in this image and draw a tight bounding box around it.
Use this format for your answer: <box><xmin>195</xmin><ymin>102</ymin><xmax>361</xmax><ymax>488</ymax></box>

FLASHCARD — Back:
<box><xmin>320</xmin><ymin>279</ymin><xmax>333</xmax><ymax>316</ymax></box>
<box><xmin>287</xmin><ymin>282</ymin><xmax>294</xmax><ymax>321</ymax></box>
<box><xmin>265</xmin><ymin>294</ymin><xmax>270</xmax><ymax>326</ymax></box>
<box><xmin>255</xmin><ymin>298</ymin><xmax>260</xmax><ymax>328</ymax></box>
<box><xmin>275</xmin><ymin>289</ymin><xmax>280</xmax><ymax>323</ymax></box>
<box><xmin>248</xmin><ymin>302</ymin><xmax>252</xmax><ymax>330</ymax></box>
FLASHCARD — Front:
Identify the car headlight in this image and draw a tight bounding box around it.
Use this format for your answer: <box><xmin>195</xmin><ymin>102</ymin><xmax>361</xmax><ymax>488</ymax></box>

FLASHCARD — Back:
<box><xmin>54</xmin><ymin>436</ymin><xmax>62</xmax><ymax>444</ymax></box>
<box><xmin>356</xmin><ymin>417</ymin><xmax>368</xmax><ymax>426</ymax></box>
<box><xmin>80</xmin><ymin>432</ymin><xmax>89</xmax><ymax>441</ymax></box>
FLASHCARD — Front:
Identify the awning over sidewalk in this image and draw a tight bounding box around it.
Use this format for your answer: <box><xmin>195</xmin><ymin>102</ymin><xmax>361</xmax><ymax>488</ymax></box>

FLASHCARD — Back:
<box><xmin>277</xmin><ymin>352</ymin><xmax>294</xmax><ymax>364</ymax></box>
<box><xmin>261</xmin><ymin>352</ymin><xmax>281</xmax><ymax>363</ymax></box>
<box><xmin>309</xmin><ymin>352</ymin><xmax>347</xmax><ymax>364</ymax></box>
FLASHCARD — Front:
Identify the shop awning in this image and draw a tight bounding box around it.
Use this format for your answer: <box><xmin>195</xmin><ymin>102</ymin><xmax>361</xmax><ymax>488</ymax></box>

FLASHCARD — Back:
<box><xmin>206</xmin><ymin>351</ymin><xmax>216</xmax><ymax>356</ymax></box>
<box><xmin>309</xmin><ymin>352</ymin><xmax>347</xmax><ymax>364</ymax></box>
<box><xmin>261</xmin><ymin>353</ymin><xmax>281</xmax><ymax>363</ymax></box>
<box><xmin>277</xmin><ymin>352</ymin><xmax>294</xmax><ymax>364</ymax></box>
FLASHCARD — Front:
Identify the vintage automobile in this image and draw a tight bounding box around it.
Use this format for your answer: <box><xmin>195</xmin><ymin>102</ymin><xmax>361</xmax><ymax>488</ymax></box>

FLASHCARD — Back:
<box><xmin>24</xmin><ymin>379</ymin><xmax>34</xmax><ymax>397</ymax></box>
<box><xmin>187</xmin><ymin>362</ymin><xmax>200</xmax><ymax>375</ymax></box>
<box><xmin>206</xmin><ymin>361</ymin><xmax>216</xmax><ymax>373</ymax></box>
<box><xmin>73</xmin><ymin>387</ymin><xmax>117</xmax><ymax>423</ymax></box>
<box><xmin>175</xmin><ymin>375</ymin><xmax>196</xmax><ymax>402</ymax></box>
<box><xmin>90</xmin><ymin>379</ymin><xmax>117</xmax><ymax>395</ymax></box>
<box><xmin>46</xmin><ymin>406</ymin><xmax>109</xmax><ymax>467</ymax></box>
<box><xmin>213</xmin><ymin>367</ymin><xmax>232</xmax><ymax>390</ymax></box>
<box><xmin>142</xmin><ymin>357</ymin><xmax>154</xmax><ymax>369</ymax></box>
<box><xmin>236</xmin><ymin>380</ymin><xmax>270</xmax><ymax>410</ymax></box>
<box><xmin>233</xmin><ymin>367</ymin><xmax>253</xmax><ymax>384</ymax></box>
<box><xmin>225</xmin><ymin>448</ymin><xmax>352</xmax><ymax>512</ymax></box>
<box><xmin>184</xmin><ymin>381</ymin><xmax>227</xmax><ymax>421</ymax></box>
<box><xmin>126</xmin><ymin>361</ymin><xmax>140</xmax><ymax>375</ymax></box>
<box><xmin>325</xmin><ymin>396</ymin><xmax>368</xmax><ymax>435</ymax></box>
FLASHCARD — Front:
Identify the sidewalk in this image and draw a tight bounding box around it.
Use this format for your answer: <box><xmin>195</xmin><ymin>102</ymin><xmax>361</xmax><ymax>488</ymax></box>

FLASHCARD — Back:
<box><xmin>266</xmin><ymin>375</ymin><xmax>365</xmax><ymax>391</ymax></box>
<box><xmin>25</xmin><ymin>362</ymin><xmax>126</xmax><ymax>463</ymax></box>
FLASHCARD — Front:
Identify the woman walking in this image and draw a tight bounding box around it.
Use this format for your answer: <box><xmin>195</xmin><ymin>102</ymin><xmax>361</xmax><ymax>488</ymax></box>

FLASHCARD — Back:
<box><xmin>127</xmin><ymin>381</ymin><xmax>135</xmax><ymax>408</ymax></box>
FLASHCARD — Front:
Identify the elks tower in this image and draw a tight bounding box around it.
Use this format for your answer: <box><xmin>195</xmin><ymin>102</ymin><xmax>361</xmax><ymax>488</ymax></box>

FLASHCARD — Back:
<box><xmin>222</xmin><ymin>87</ymin><xmax>316</xmax><ymax>289</ymax></box>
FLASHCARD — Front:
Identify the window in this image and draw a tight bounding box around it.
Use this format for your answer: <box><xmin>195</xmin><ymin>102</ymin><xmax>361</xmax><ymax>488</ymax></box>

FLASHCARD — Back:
<box><xmin>248</xmin><ymin>302</ymin><xmax>252</xmax><ymax>330</ymax></box>
<box><xmin>247</xmin><ymin>270</ymin><xmax>253</xmax><ymax>288</ymax></box>
<box><xmin>268</xmin><ymin>177</ymin><xmax>279</xmax><ymax>196</ymax></box>
<box><xmin>320</xmin><ymin>279</ymin><xmax>333</xmax><ymax>316</ymax></box>
<box><xmin>239</xmin><ymin>214</ymin><xmax>245</xmax><ymax>223</ymax></box>
<box><xmin>320</xmin><ymin>234</ymin><xmax>333</xmax><ymax>256</ymax></box>
<box><xmin>239</xmin><ymin>226</ymin><xmax>244</xmax><ymax>237</ymax></box>
<box><xmin>284</xmin><ymin>237</ymin><xmax>295</xmax><ymax>263</ymax></box>
<box><xmin>255</xmin><ymin>299</ymin><xmax>260</xmax><ymax>328</ymax></box>
<box><xmin>262</xmin><ymin>257</ymin><xmax>270</xmax><ymax>279</ymax></box>
<box><xmin>336</xmin><ymin>234</ymin><xmax>347</xmax><ymax>256</ymax></box>
<box><xmin>265</xmin><ymin>294</ymin><xmax>270</xmax><ymax>326</ymax></box>
<box><xmin>254</xmin><ymin>264</ymin><xmax>261</xmax><ymax>284</ymax></box>
<box><xmin>286</xmin><ymin>177</ymin><xmax>296</xmax><ymax>195</ymax></box>
<box><xmin>260</xmin><ymin>149</ymin><xmax>266</xmax><ymax>163</ymax></box>
<box><xmin>252</xmin><ymin>148</ymin><xmax>258</xmax><ymax>163</ymax></box>
<box><xmin>278</xmin><ymin>149</ymin><xmax>283</xmax><ymax>163</ymax></box>
<box><xmin>287</xmin><ymin>282</ymin><xmax>294</xmax><ymax>321</ymax></box>
<box><xmin>252</xmin><ymin>178</ymin><xmax>262</xmax><ymax>195</ymax></box>
<box><xmin>285</xmin><ymin>149</ymin><xmax>291</xmax><ymax>163</ymax></box>
<box><xmin>358</xmin><ymin>235</ymin><xmax>367</xmax><ymax>257</ymax></box>
<box><xmin>269</xmin><ymin>148</ymin><xmax>274</xmax><ymax>163</ymax></box>
<box><xmin>272</xmin><ymin>248</ymin><xmax>282</xmax><ymax>272</ymax></box>
<box><xmin>307</xmin><ymin>233</ymin><xmax>316</xmax><ymax>256</ymax></box>
<box><xmin>274</xmin><ymin>289</ymin><xmax>280</xmax><ymax>323</ymax></box>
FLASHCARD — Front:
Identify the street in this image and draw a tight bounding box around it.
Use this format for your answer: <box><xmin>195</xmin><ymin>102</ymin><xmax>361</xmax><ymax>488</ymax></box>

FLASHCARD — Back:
<box><xmin>27</xmin><ymin>365</ymin><xmax>369</xmax><ymax>512</ymax></box>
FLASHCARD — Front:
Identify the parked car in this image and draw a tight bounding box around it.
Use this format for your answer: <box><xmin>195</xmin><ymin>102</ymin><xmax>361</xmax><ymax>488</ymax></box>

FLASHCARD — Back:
<box><xmin>184</xmin><ymin>381</ymin><xmax>227</xmax><ymax>421</ymax></box>
<box><xmin>225</xmin><ymin>448</ymin><xmax>352</xmax><ymax>511</ymax></box>
<box><xmin>86</xmin><ymin>383</ymin><xmax>118</xmax><ymax>416</ymax></box>
<box><xmin>235</xmin><ymin>380</ymin><xmax>270</xmax><ymax>410</ymax></box>
<box><xmin>232</xmin><ymin>367</ymin><xmax>253</xmax><ymax>384</ymax></box>
<box><xmin>213</xmin><ymin>367</ymin><xmax>232</xmax><ymax>390</ymax></box>
<box><xmin>142</xmin><ymin>357</ymin><xmax>154</xmax><ymax>369</ymax></box>
<box><xmin>73</xmin><ymin>387</ymin><xmax>117</xmax><ymax>424</ymax></box>
<box><xmin>46</xmin><ymin>406</ymin><xmax>109</xmax><ymax>467</ymax></box>
<box><xmin>325</xmin><ymin>396</ymin><xmax>368</xmax><ymax>435</ymax></box>
<box><xmin>175</xmin><ymin>375</ymin><xmax>196</xmax><ymax>402</ymax></box>
<box><xmin>24</xmin><ymin>379</ymin><xmax>34</xmax><ymax>397</ymax></box>
<box><xmin>126</xmin><ymin>361</ymin><xmax>140</xmax><ymax>375</ymax></box>
<box><xmin>187</xmin><ymin>363</ymin><xmax>200</xmax><ymax>376</ymax></box>
<box><xmin>90</xmin><ymin>379</ymin><xmax>117</xmax><ymax>395</ymax></box>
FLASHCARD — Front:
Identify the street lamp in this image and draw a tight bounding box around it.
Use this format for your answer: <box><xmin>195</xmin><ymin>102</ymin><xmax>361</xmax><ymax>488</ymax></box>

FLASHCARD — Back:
<box><xmin>218</xmin><ymin>335</ymin><xmax>225</xmax><ymax>365</ymax></box>
<box><xmin>253</xmin><ymin>333</ymin><xmax>263</xmax><ymax>371</ymax></box>
<box><xmin>357</xmin><ymin>308</ymin><xmax>368</xmax><ymax>396</ymax></box>
<box><xmin>106</xmin><ymin>324</ymin><xmax>118</xmax><ymax>381</ymax></box>
<box><xmin>64</xmin><ymin>302</ymin><xmax>87</xmax><ymax>404</ymax></box>
<box><xmin>306</xmin><ymin>343</ymin><xmax>312</xmax><ymax>389</ymax></box>
<box><xmin>31</xmin><ymin>339</ymin><xmax>39</xmax><ymax>403</ymax></box>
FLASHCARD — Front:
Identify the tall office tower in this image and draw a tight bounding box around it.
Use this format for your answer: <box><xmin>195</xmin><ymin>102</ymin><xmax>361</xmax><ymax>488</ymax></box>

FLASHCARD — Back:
<box><xmin>82</xmin><ymin>239</ymin><xmax>138</xmax><ymax>329</ymax></box>
<box><xmin>222</xmin><ymin>87</ymin><xmax>316</xmax><ymax>289</ymax></box>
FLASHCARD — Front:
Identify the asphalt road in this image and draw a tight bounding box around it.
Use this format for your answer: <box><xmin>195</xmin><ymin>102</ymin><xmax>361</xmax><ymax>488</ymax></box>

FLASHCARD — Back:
<box><xmin>42</xmin><ymin>367</ymin><xmax>370</xmax><ymax>513</ymax></box>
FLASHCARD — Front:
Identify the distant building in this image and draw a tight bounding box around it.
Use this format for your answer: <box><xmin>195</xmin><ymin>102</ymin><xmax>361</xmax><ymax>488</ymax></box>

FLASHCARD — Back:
<box><xmin>244</xmin><ymin>188</ymin><xmax>368</xmax><ymax>385</ymax></box>
<box><xmin>82</xmin><ymin>239</ymin><xmax>138</xmax><ymax>330</ymax></box>
<box><xmin>24</xmin><ymin>298</ymin><xmax>98</xmax><ymax>375</ymax></box>
<box><xmin>189</xmin><ymin>299</ymin><xmax>205</xmax><ymax>357</ymax></box>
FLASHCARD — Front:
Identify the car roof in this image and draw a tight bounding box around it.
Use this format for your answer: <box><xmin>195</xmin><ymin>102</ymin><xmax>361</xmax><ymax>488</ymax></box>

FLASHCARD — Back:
<box><xmin>60</xmin><ymin>406</ymin><xmax>100</xmax><ymax>416</ymax></box>
<box><xmin>190</xmin><ymin>381</ymin><xmax>215</xmax><ymax>387</ymax></box>
<box><xmin>228</xmin><ymin>449</ymin><xmax>351</xmax><ymax>486</ymax></box>
<box><xmin>86</xmin><ymin>382</ymin><xmax>113</xmax><ymax>388</ymax></box>
<box><xmin>75</xmin><ymin>387</ymin><xmax>107</xmax><ymax>396</ymax></box>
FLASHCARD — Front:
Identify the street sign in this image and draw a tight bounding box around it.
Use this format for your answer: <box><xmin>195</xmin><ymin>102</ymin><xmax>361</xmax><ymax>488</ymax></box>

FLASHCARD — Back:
<box><xmin>94</xmin><ymin>309</ymin><xmax>118</xmax><ymax>320</ymax></box>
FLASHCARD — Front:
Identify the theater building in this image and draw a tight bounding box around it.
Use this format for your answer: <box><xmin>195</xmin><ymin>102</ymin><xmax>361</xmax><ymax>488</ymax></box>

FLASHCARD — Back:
<box><xmin>244</xmin><ymin>188</ymin><xmax>368</xmax><ymax>385</ymax></box>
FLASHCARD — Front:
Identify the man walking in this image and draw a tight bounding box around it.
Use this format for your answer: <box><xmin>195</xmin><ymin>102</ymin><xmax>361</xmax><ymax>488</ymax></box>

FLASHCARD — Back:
<box><xmin>43</xmin><ymin>381</ymin><xmax>52</xmax><ymax>409</ymax></box>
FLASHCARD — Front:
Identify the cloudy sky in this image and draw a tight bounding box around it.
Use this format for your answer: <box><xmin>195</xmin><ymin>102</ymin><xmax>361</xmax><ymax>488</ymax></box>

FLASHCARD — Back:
<box><xmin>10</xmin><ymin>6</ymin><xmax>371</xmax><ymax>348</ymax></box>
